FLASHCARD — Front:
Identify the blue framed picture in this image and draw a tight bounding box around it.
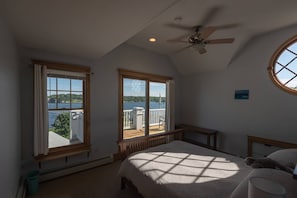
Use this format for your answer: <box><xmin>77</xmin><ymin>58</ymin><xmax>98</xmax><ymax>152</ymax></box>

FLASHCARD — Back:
<box><xmin>234</xmin><ymin>90</ymin><xmax>249</xmax><ymax>100</ymax></box>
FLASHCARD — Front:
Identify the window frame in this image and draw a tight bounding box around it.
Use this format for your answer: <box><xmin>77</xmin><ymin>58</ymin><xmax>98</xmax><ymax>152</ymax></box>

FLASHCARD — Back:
<box><xmin>268</xmin><ymin>35</ymin><xmax>297</xmax><ymax>95</ymax></box>
<box><xmin>33</xmin><ymin>60</ymin><xmax>91</xmax><ymax>161</ymax></box>
<box><xmin>118</xmin><ymin>69</ymin><xmax>172</xmax><ymax>141</ymax></box>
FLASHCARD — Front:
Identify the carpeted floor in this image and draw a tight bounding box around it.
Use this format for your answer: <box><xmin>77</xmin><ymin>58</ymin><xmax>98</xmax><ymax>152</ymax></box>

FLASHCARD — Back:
<box><xmin>27</xmin><ymin>161</ymin><xmax>142</xmax><ymax>198</ymax></box>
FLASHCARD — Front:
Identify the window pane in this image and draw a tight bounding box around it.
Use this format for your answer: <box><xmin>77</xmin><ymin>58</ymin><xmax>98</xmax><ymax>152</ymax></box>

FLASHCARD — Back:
<box><xmin>286</xmin><ymin>58</ymin><xmax>297</xmax><ymax>74</ymax></box>
<box><xmin>58</xmin><ymin>78</ymin><xmax>70</xmax><ymax>91</ymax></box>
<box><xmin>274</xmin><ymin>63</ymin><xmax>283</xmax><ymax>73</ymax></box>
<box><xmin>277</xmin><ymin>49</ymin><xmax>296</xmax><ymax>66</ymax></box>
<box><xmin>48</xmin><ymin>110</ymin><xmax>70</xmax><ymax>148</ymax></box>
<box><xmin>123</xmin><ymin>78</ymin><xmax>146</xmax><ymax>139</ymax></box>
<box><xmin>149</xmin><ymin>82</ymin><xmax>166</xmax><ymax>135</ymax></box>
<box><xmin>71</xmin><ymin>79</ymin><xmax>83</xmax><ymax>92</ymax></box>
<box><xmin>287</xmin><ymin>42</ymin><xmax>297</xmax><ymax>52</ymax></box>
<box><xmin>47</xmin><ymin>77</ymin><xmax>56</xmax><ymax>90</ymax></box>
<box><xmin>57</xmin><ymin>91</ymin><xmax>71</xmax><ymax>109</ymax></box>
<box><xmin>71</xmin><ymin>92</ymin><xmax>83</xmax><ymax>108</ymax></box>
<box><xmin>48</xmin><ymin>91</ymin><xmax>57</xmax><ymax>109</ymax></box>
<box><xmin>276</xmin><ymin>68</ymin><xmax>295</xmax><ymax>85</ymax></box>
<box><xmin>48</xmin><ymin>109</ymin><xmax>84</xmax><ymax>148</ymax></box>
<box><xmin>286</xmin><ymin>78</ymin><xmax>297</xmax><ymax>90</ymax></box>
<box><xmin>123</xmin><ymin>78</ymin><xmax>146</xmax><ymax>97</ymax></box>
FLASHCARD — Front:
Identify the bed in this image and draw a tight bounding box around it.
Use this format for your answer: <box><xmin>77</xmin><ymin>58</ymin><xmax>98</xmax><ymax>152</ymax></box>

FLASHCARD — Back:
<box><xmin>119</xmin><ymin>140</ymin><xmax>252</xmax><ymax>197</ymax></box>
<box><xmin>118</xmin><ymin>128</ymin><xmax>297</xmax><ymax>198</ymax></box>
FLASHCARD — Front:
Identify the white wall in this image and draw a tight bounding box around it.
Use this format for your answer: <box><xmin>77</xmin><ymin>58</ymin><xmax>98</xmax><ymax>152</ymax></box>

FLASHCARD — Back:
<box><xmin>20</xmin><ymin>44</ymin><xmax>181</xmax><ymax>171</ymax></box>
<box><xmin>181</xmin><ymin>24</ymin><xmax>297</xmax><ymax>157</ymax></box>
<box><xmin>0</xmin><ymin>19</ymin><xmax>21</xmax><ymax>197</ymax></box>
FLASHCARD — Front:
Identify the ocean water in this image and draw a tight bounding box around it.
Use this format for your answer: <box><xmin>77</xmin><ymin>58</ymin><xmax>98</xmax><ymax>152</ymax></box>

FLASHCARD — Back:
<box><xmin>48</xmin><ymin>102</ymin><xmax>166</xmax><ymax>126</ymax></box>
<box><xmin>123</xmin><ymin>101</ymin><xmax>165</xmax><ymax>110</ymax></box>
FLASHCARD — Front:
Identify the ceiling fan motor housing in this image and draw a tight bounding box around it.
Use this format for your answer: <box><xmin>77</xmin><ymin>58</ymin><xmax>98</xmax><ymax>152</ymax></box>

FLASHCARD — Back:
<box><xmin>188</xmin><ymin>34</ymin><xmax>204</xmax><ymax>44</ymax></box>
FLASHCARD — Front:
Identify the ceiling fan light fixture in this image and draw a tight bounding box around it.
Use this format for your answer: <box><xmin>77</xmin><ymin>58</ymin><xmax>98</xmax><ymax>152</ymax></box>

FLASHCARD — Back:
<box><xmin>148</xmin><ymin>37</ymin><xmax>157</xmax><ymax>43</ymax></box>
<box><xmin>198</xmin><ymin>47</ymin><xmax>207</xmax><ymax>54</ymax></box>
<box><xmin>194</xmin><ymin>44</ymin><xmax>207</xmax><ymax>54</ymax></box>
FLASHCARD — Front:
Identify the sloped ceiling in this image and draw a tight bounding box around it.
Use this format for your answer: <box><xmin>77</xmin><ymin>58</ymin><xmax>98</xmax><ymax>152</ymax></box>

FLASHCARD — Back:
<box><xmin>0</xmin><ymin>0</ymin><xmax>177</xmax><ymax>58</ymax></box>
<box><xmin>1</xmin><ymin>0</ymin><xmax>297</xmax><ymax>75</ymax></box>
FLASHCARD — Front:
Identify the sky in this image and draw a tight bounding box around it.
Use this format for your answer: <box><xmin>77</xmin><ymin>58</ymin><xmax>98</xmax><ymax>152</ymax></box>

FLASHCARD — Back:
<box><xmin>123</xmin><ymin>78</ymin><xmax>166</xmax><ymax>97</ymax></box>
<box><xmin>47</xmin><ymin>77</ymin><xmax>166</xmax><ymax>97</ymax></box>
<box><xmin>47</xmin><ymin>77</ymin><xmax>83</xmax><ymax>95</ymax></box>
<box><xmin>275</xmin><ymin>42</ymin><xmax>297</xmax><ymax>89</ymax></box>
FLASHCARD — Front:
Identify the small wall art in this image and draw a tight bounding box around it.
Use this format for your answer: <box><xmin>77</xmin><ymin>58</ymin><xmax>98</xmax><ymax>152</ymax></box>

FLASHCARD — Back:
<box><xmin>234</xmin><ymin>90</ymin><xmax>249</xmax><ymax>100</ymax></box>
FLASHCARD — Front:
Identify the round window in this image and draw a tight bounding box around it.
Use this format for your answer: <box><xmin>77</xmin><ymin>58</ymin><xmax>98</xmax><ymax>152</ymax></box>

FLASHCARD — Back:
<box><xmin>268</xmin><ymin>35</ymin><xmax>297</xmax><ymax>94</ymax></box>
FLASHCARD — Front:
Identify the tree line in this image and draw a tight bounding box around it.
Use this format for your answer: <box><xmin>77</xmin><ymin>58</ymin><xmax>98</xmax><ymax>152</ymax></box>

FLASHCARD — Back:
<box><xmin>48</xmin><ymin>94</ymin><xmax>82</xmax><ymax>103</ymax></box>
<box><xmin>124</xmin><ymin>96</ymin><xmax>165</xmax><ymax>103</ymax></box>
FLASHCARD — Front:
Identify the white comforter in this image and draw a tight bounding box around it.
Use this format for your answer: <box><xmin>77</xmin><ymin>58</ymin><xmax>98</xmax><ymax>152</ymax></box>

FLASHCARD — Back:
<box><xmin>119</xmin><ymin>141</ymin><xmax>252</xmax><ymax>198</ymax></box>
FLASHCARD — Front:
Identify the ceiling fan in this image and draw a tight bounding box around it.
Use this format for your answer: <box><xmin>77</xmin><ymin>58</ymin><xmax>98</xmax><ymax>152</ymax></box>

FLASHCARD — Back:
<box><xmin>166</xmin><ymin>7</ymin><xmax>236</xmax><ymax>54</ymax></box>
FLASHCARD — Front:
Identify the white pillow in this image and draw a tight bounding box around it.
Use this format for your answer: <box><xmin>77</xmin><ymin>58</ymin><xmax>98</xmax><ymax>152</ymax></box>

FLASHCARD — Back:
<box><xmin>267</xmin><ymin>149</ymin><xmax>297</xmax><ymax>166</ymax></box>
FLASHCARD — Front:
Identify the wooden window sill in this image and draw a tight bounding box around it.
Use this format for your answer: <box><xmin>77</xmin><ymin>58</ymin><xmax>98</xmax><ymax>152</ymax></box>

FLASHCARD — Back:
<box><xmin>35</xmin><ymin>144</ymin><xmax>90</xmax><ymax>162</ymax></box>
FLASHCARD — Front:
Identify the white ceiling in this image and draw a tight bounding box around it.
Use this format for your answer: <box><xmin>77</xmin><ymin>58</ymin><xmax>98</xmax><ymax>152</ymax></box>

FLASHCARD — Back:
<box><xmin>1</xmin><ymin>0</ymin><xmax>297</xmax><ymax>75</ymax></box>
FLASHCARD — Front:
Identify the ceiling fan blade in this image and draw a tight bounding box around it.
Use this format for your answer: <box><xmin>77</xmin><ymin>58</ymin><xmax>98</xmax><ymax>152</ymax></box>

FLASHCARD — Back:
<box><xmin>199</xmin><ymin>26</ymin><xmax>217</xmax><ymax>39</ymax></box>
<box><xmin>167</xmin><ymin>33</ymin><xmax>190</xmax><ymax>43</ymax></box>
<box><xmin>214</xmin><ymin>23</ymin><xmax>240</xmax><ymax>30</ymax></box>
<box><xmin>167</xmin><ymin>39</ymin><xmax>188</xmax><ymax>43</ymax></box>
<box><xmin>175</xmin><ymin>44</ymin><xmax>194</xmax><ymax>53</ymax></box>
<box><xmin>205</xmin><ymin>38</ymin><xmax>235</xmax><ymax>44</ymax></box>
<box><xmin>165</xmin><ymin>23</ymin><xmax>194</xmax><ymax>31</ymax></box>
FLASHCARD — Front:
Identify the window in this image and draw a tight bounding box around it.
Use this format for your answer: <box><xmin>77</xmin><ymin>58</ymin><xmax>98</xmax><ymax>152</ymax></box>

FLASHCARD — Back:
<box><xmin>47</xmin><ymin>76</ymin><xmax>84</xmax><ymax>148</ymax></box>
<box><xmin>119</xmin><ymin>69</ymin><xmax>174</xmax><ymax>140</ymax></box>
<box><xmin>268</xmin><ymin>35</ymin><xmax>297</xmax><ymax>94</ymax></box>
<box><xmin>34</xmin><ymin>61</ymin><xmax>90</xmax><ymax>160</ymax></box>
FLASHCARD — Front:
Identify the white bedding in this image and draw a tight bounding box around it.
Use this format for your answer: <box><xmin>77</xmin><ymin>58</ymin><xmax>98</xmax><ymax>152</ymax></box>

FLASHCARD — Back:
<box><xmin>119</xmin><ymin>140</ymin><xmax>252</xmax><ymax>198</ymax></box>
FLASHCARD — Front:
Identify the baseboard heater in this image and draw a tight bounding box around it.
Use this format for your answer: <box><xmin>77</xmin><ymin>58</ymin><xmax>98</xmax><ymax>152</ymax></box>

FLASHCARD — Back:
<box><xmin>40</xmin><ymin>155</ymin><xmax>113</xmax><ymax>182</ymax></box>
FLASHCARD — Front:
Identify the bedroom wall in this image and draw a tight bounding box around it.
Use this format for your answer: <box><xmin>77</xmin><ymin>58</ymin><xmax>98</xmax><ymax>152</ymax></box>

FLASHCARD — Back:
<box><xmin>0</xmin><ymin>19</ymin><xmax>21</xmax><ymax>197</ymax></box>
<box><xmin>181</xmin><ymin>24</ymin><xmax>297</xmax><ymax>157</ymax></box>
<box><xmin>20</xmin><ymin>44</ymin><xmax>181</xmax><ymax>172</ymax></box>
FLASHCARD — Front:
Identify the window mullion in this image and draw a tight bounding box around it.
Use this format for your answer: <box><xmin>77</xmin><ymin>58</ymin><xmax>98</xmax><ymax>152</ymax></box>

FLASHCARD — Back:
<box><xmin>70</xmin><ymin>79</ymin><xmax>72</xmax><ymax>109</ymax></box>
<box><xmin>284</xmin><ymin>74</ymin><xmax>297</xmax><ymax>86</ymax></box>
<box><xmin>55</xmin><ymin>78</ymin><xmax>58</xmax><ymax>109</ymax></box>
<box><xmin>145</xmin><ymin>80</ymin><xmax>149</xmax><ymax>136</ymax></box>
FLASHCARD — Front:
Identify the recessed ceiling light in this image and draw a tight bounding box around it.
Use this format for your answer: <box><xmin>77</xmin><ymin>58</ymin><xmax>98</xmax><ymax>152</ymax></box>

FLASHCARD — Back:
<box><xmin>149</xmin><ymin>37</ymin><xmax>157</xmax><ymax>43</ymax></box>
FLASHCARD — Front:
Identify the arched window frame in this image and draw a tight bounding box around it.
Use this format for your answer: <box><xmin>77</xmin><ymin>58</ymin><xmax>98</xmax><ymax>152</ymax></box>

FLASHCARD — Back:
<box><xmin>268</xmin><ymin>35</ymin><xmax>297</xmax><ymax>95</ymax></box>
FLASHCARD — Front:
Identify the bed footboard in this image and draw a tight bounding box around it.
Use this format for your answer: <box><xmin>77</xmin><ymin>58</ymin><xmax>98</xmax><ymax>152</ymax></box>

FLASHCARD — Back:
<box><xmin>118</xmin><ymin>125</ymin><xmax>218</xmax><ymax>160</ymax></box>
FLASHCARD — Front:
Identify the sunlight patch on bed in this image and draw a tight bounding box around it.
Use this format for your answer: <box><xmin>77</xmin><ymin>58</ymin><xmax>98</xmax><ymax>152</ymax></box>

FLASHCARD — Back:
<box><xmin>129</xmin><ymin>151</ymin><xmax>240</xmax><ymax>184</ymax></box>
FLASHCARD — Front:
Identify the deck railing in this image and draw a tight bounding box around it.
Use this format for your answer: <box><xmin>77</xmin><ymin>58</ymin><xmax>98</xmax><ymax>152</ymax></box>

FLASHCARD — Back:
<box><xmin>123</xmin><ymin>108</ymin><xmax>165</xmax><ymax>130</ymax></box>
<box><xmin>149</xmin><ymin>108</ymin><xmax>165</xmax><ymax>126</ymax></box>
<box><xmin>123</xmin><ymin>110</ymin><xmax>133</xmax><ymax>129</ymax></box>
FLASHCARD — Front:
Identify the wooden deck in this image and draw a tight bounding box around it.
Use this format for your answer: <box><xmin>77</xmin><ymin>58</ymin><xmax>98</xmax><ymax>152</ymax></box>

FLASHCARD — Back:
<box><xmin>123</xmin><ymin>125</ymin><xmax>165</xmax><ymax>139</ymax></box>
